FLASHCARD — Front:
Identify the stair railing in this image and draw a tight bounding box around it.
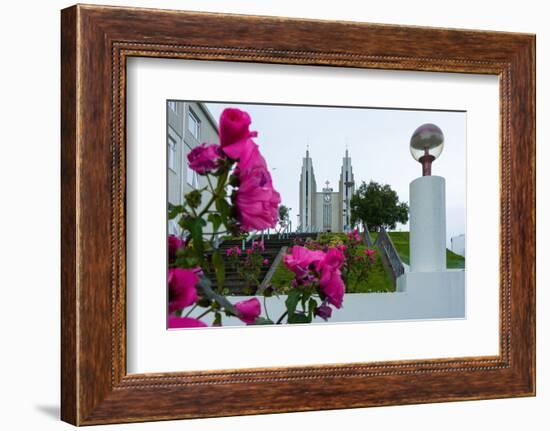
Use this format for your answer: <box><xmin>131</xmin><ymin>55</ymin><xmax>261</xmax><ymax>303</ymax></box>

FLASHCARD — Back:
<box><xmin>375</xmin><ymin>226</ymin><xmax>405</xmax><ymax>280</ymax></box>
<box><xmin>258</xmin><ymin>246</ymin><xmax>288</xmax><ymax>294</ymax></box>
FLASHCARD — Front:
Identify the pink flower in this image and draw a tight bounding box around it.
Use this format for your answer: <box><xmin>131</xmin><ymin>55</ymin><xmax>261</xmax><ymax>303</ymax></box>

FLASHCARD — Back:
<box><xmin>234</xmin><ymin>151</ymin><xmax>281</xmax><ymax>232</ymax></box>
<box><xmin>253</xmin><ymin>240</ymin><xmax>264</xmax><ymax>250</ymax></box>
<box><xmin>319</xmin><ymin>268</ymin><xmax>345</xmax><ymax>308</ymax></box>
<box><xmin>263</xmin><ymin>258</ymin><xmax>269</xmax><ymax>265</ymax></box>
<box><xmin>191</xmin><ymin>266</ymin><xmax>204</xmax><ymax>277</ymax></box>
<box><xmin>316</xmin><ymin>304</ymin><xmax>333</xmax><ymax>321</ymax></box>
<box><xmin>168</xmin><ymin>268</ymin><xmax>200</xmax><ymax>313</ymax></box>
<box><xmin>364</xmin><ymin>248</ymin><xmax>376</xmax><ymax>256</ymax></box>
<box><xmin>247</xmin><ymin>248</ymin><xmax>253</xmax><ymax>255</ymax></box>
<box><xmin>187</xmin><ymin>143</ymin><xmax>224</xmax><ymax>174</ymax></box>
<box><xmin>317</xmin><ymin>248</ymin><xmax>345</xmax><ymax>309</ymax></box>
<box><xmin>219</xmin><ymin>108</ymin><xmax>258</xmax><ymax>161</ymax></box>
<box><xmin>234</xmin><ymin>298</ymin><xmax>261</xmax><ymax>324</ymax></box>
<box><xmin>284</xmin><ymin>246</ymin><xmax>325</xmax><ymax>278</ymax></box>
<box><xmin>168</xmin><ymin>235</ymin><xmax>184</xmax><ymax>262</ymax></box>
<box><xmin>226</xmin><ymin>247</ymin><xmax>233</xmax><ymax>256</ymax></box>
<box><xmin>219</xmin><ymin>108</ymin><xmax>281</xmax><ymax>233</ymax></box>
<box><xmin>319</xmin><ymin>247</ymin><xmax>345</xmax><ymax>272</ymax></box>
<box><xmin>236</xmin><ymin>140</ymin><xmax>265</xmax><ymax>171</ymax></box>
<box><xmin>234</xmin><ymin>246</ymin><xmax>242</xmax><ymax>256</ymax></box>
<box><xmin>168</xmin><ymin>316</ymin><xmax>207</xmax><ymax>329</ymax></box>
<box><xmin>348</xmin><ymin>229</ymin><xmax>361</xmax><ymax>243</ymax></box>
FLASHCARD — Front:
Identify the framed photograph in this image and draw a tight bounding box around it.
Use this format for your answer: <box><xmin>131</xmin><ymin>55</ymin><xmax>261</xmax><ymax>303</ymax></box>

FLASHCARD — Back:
<box><xmin>61</xmin><ymin>4</ymin><xmax>535</xmax><ymax>425</ymax></box>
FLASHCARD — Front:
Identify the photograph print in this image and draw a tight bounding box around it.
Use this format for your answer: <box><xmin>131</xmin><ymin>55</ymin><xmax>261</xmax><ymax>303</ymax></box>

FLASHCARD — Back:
<box><xmin>166</xmin><ymin>101</ymin><xmax>466</xmax><ymax>329</ymax></box>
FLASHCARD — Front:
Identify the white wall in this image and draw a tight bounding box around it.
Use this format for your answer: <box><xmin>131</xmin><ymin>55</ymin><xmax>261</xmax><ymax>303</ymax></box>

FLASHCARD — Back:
<box><xmin>451</xmin><ymin>234</ymin><xmax>466</xmax><ymax>257</ymax></box>
<box><xmin>0</xmin><ymin>1</ymin><xmax>547</xmax><ymax>431</ymax></box>
<box><xmin>187</xmin><ymin>275</ymin><xmax>466</xmax><ymax>326</ymax></box>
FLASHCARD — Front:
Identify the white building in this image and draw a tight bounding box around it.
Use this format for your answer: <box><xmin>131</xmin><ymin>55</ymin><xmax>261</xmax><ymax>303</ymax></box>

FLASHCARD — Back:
<box><xmin>167</xmin><ymin>101</ymin><xmax>219</xmax><ymax>235</ymax></box>
<box><xmin>298</xmin><ymin>149</ymin><xmax>355</xmax><ymax>232</ymax></box>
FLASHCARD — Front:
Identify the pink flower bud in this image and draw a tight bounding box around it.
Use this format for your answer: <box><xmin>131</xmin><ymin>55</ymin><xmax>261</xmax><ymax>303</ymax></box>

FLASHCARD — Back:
<box><xmin>316</xmin><ymin>304</ymin><xmax>333</xmax><ymax>321</ymax></box>
<box><xmin>234</xmin><ymin>298</ymin><xmax>261</xmax><ymax>325</ymax></box>
<box><xmin>187</xmin><ymin>143</ymin><xmax>224</xmax><ymax>175</ymax></box>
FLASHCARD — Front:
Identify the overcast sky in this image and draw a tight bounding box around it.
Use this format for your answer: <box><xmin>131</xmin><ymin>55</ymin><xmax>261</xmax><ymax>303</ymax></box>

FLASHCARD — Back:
<box><xmin>204</xmin><ymin>102</ymin><xmax>466</xmax><ymax>243</ymax></box>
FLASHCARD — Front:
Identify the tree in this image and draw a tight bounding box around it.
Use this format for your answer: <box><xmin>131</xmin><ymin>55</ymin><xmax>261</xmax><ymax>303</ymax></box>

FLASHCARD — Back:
<box><xmin>350</xmin><ymin>181</ymin><xmax>408</xmax><ymax>232</ymax></box>
<box><xmin>277</xmin><ymin>205</ymin><xmax>289</xmax><ymax>232</ymax></box>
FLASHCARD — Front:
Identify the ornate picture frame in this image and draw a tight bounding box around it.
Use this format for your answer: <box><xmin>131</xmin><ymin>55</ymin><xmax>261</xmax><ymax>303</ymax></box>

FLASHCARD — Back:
<box><xmin>61</xmin><ymin>4</ymin><xmax>535</xmax><ymax>425</ymax></box>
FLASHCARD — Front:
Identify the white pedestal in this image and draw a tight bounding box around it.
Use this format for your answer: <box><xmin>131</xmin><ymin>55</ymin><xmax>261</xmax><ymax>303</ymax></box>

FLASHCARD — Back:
<box><xmin>409</xmin><ymin>175</ymin><xmax>447</xmax><ymax>272</ymax></box>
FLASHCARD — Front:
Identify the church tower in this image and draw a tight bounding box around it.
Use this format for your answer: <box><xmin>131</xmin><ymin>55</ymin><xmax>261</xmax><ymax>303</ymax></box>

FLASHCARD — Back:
<box><xmin>299</xmin><ymin>148</ymin><xmax>317</xmax><ymax>231</ymax></box>
<box><xmin>338</xmin><ymin>149</ymin><xmax>355</xmax><ymax>231</ymax></box>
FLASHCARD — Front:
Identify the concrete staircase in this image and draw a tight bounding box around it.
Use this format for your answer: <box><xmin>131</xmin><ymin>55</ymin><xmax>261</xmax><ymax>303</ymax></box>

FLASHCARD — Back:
<box><xmin>207</xmin><ymin>233</ymin><xmax>316</xmax><ymax>294</ymax></box>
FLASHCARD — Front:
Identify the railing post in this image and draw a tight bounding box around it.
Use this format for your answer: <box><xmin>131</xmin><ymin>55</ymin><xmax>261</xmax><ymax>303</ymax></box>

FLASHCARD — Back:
<box><xmin>377</xmin><ymin>227</ymin><xmax>405</xmax><ymax>282</ymax></box>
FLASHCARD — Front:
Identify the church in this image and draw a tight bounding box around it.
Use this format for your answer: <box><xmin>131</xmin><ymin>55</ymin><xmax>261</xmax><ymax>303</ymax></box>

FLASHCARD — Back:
<box><xmin>298</xmin><ymin>148</ymin><xmax>355</xmax><ymax>233</ymax></box>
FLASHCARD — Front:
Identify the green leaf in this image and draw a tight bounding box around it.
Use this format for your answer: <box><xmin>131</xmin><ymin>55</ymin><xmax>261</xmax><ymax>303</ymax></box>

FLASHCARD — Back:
<box><xmin>208</xmin><ymin>213</ymin><xmax>223</xmax><ymax>233</ymax></box>
<box><xmin>168</xmin><ymin>205</ymin><xmax>184</xmax><ymax>219</ymax></box>
<box><xmin>212</xmin><ymin>250</ymin><xmax>225</xmax><ymax>290</ymax></box>
<box><xmin>252</xmin><ymin>317</ymin><xmax>274</xmax><ymax>325</ymax></box>
<box><xmin>197</xmin><ymin>298</ymin><xmax>211</xmax><ymax>308</ymax></box>
<box><xmin>185</xmin><ymin>190</ymin><xmax>202</xmax><ymax>209</ymax></box>
<box><xmin>215</xmin><ymin>198</ymin><xmax>231</xmax><ymax>222</ymax></box>
<box><xmin>174</xmin><ymin>253</ymin><xmax>200</xmax><ymax>269</ymax></box>
<box><xmin>308</xmin><ymin>298</ymin><xmax>318</xmax><ymax>320</ymax></box>
<box><xmin>301</xmin><ymin>291</ymin><xmax>311</xmax><ymax>312</ymax></box>
<box><xmin>288</xmin><ymin>313</ymin><xmax>310</xmax><ymax>324</ymax></box>
<box><xmin>285</xmin><ymin>289</ymin><xmax>301</xmax><ymax>317</ymax></box>
<box><xmin>228</xmin><ymin>174</ymin><xmax>240</xmax><ymax>187</ymax></box>
<box><xmin>184</xmin><ymin>217</ymin><xmax>206</xmax><ymax>259</ymax></box>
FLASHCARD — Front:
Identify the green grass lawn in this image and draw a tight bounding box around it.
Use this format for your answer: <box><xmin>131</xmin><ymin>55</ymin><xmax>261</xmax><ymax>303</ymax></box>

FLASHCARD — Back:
<box><xmin>345</xmin><ymin>246</ymin><xmax>394</xmax><ymax>293</ymax></box>
<box><xmin>368</xmin><ymin>231</ymin><xmax>378</xmax><ymax>244</ymax></box>
<box><xmin>387</xmin><ymin>231</ymin><xmax>465</xmax><ymax>269</ymax></box>
<box><xmin>270</xmin><ymin>231</ymin><xmax>464</xmax><ymax>297</ymax></box>
<box><xmin>446</xmin><ymin>249</ymin><xmax>466</xmax><ymax>269</ymax></box>
<box><xmin>387</xmin><ymin>231</ymin><xmax>410</xmax><ymax>263</ymax></box>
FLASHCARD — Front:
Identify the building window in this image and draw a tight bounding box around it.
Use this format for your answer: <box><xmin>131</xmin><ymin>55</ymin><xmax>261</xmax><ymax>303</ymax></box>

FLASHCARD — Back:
<box><xmin>186</xmin><ymin>167</ymin><xmax>200</xmax><ymax>189</ymax></box>
<box><xmin>168</xmin><ymin>101</ymin><xmax>177</xmax><ymax>112</ymax></box>
<box><xmin>187</xmin><ymin>109</ymin><xmax>201</xmax><ymax>140</ymax></box>
<box><xmin>167</xmin><ymin>136</ymin><xmax>176</xmax><ymax>171</ymax></box>
<box><xmin>323</xmin><ymin>201</ymin><xmax>332</xmax><ymax>230</ymax></box>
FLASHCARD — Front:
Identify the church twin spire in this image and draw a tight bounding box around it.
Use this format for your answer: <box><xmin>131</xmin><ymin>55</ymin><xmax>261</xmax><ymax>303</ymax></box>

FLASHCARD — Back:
<box><xmin>298</xmin><ymin>147</ymin><xmax>355</xmax><ymax>233</ymax></box>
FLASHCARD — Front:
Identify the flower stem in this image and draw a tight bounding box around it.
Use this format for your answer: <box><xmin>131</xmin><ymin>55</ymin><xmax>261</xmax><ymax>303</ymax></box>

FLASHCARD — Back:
<box><xmin>196</xmin><ymin>307</ymin><xmax>213</xmax><ymax>320</ymax></box>
<box><xmin>183</xmin><ymin>303</ymin><xmax>198</xmax><ymax>317</ymax></box>
<box><xmin>275</xmin><ymin>311</ymin><xmax>288</xmax><ymax>325</ymax></box>
<box><xmin>198</xmin><ymin>169</ymin><xmax>229</xmax><ymax>219</ymax></box>
<box><xmin>206</xmin><ymin>175</ymin><xmax>215</xmax><ymax>192</ymax></box>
